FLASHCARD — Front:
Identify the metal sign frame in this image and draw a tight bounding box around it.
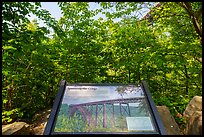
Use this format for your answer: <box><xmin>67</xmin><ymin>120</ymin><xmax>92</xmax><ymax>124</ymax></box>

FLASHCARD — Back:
<box><xmin>44</xmin><ymin>80</ymin><xmax>166</xmax><ymax>135</ymax></box>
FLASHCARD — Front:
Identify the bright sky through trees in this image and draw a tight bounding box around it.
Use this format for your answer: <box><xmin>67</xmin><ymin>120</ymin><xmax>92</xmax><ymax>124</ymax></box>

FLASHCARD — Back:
<box><xmin>27</xmin><ymin>2</ymin><xmax>61</xmax><ymax>27</ymax></box>
<box><xmin>27</xmin><ymin>2</ymin><xmax>153</xmax><ymax>37</ymax></box>
<box><xmin>27</xmin><ymin>2</ymin><xmax>152</xmax><ymax>28</ymax></box>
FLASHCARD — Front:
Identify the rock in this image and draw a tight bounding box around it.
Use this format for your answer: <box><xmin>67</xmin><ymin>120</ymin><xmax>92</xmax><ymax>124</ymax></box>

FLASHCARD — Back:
<box><xmin>31</xmin><ymin>108</ymin><xmax>51</xmax><ymax>135</ymax></box>
<box><xmin>185</xmin><ymin>111</ymin><xmax>202</xmax><ymax>135</ymax></box>
<box><xmin>183</xmin><ymin>96</ymin><xmax>202</xmax><ymax>135</ymax></box>
<box><xmin>33</xmin><ymin>123</ymin><xmax>46</xmax><ymax>135</ymax></box>
<box><xmin>157</xmin><ymin>106</ymin><xmax>182</xmax><ymax>135</ymax></box>
<box><xmin>44</xmin><ymin>121</ymin><xmax>48</xmax><ymax>129</ymax></box>
<box><xmin>2</xmin><ymin>108</ymin><xmax>51</xmax><ymax>135</ymax></box>
<box><xmin>2</xmin><ymin>122</ymin><xmax>31</xmax><ymax>135</ymax></box>
<box><xmin>183</xmin><ymin>96</ymin><xmax>202</xmax><ymax>119</ymax></box>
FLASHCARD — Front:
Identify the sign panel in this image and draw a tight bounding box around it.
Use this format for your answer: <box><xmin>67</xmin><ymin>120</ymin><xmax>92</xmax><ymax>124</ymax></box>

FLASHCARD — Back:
<box><xmin>52</xmin><ymin>85</ymin><xmax>157</xmax><ymax>133</ymax></box>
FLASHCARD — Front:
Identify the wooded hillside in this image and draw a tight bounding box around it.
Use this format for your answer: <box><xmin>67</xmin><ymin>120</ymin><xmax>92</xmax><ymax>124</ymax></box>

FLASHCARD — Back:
<box><xmin>2</xmin><ymin>2</ymin><xmax>202</xmax><ymax>128</ymax></box>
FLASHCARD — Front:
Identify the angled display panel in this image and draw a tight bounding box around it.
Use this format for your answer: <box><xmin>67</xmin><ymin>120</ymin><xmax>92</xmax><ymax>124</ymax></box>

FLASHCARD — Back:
<box><xmin>44</xmin><ymin>81</ymin><xmax>166</xmax><ymax>135</ymax></box>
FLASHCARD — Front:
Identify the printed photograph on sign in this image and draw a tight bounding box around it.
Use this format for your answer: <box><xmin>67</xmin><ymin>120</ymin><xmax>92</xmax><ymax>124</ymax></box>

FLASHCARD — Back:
<box><xmin>53</xmin><ymin>85</ymin><xmax>157</xmax><ymax>133</ymax></box>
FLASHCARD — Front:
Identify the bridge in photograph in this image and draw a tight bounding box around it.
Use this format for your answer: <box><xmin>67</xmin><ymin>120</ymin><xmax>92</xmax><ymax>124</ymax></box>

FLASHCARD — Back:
<box><xmin>68</xmin><ymin>97</ymin><xmax>145</xmax><ymax>128</ymax></box>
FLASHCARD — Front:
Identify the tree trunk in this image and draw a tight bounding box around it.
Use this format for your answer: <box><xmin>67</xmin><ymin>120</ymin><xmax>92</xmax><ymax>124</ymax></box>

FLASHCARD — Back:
<box><xmin>179</xmin><ymin>2</ymin><xmax>202</xmax><ymax>43</ymax></box>
<box><xmin>184</xmin><ymin>65</ymin><xmax>189</xmax><ymax>93</ymax></box>
<box><xmin>8</xmin><ymin>78</ymin><xmax>14</xmax><ymax>110</ymax></box>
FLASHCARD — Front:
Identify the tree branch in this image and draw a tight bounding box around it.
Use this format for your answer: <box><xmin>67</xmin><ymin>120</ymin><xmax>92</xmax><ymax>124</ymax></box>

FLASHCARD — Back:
<box><xmin>179</xmin><ymin>2</ymin><xmax>192</xmax><ymax>15</ymax></box>
<box><xmin>196</xmin><ymin>6</ymin><xmax>202</xmax><ymax>19</ymax></box>
<box><xmin>193</xmin><ymin>56</ymin><xmax>202</xmax><ymax>63</ymax></box>
<box><xmin>179</xmin><ymin>2</ymin><xmax>202</xmax><ymax>39</ymax></box>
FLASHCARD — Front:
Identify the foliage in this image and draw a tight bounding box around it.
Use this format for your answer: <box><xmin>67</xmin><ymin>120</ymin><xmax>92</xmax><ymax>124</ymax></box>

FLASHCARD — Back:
<box><xmin>2</xmin><ymin>2</ymin><xmax>202</xmax><ymax>130</ymax></box>
<box><xmin>2</xmin><ymin>2</ymin><xmax>62</xmax><ymax>124</ymax></box>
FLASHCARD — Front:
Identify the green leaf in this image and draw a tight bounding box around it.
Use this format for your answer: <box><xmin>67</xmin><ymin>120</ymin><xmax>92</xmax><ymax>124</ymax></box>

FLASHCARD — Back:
<box><xmin>3</xmin><ymin>46</ymin><xmax>17</xmax><ymax>51</ymax></box>
<box><xmin>3</xmin><ymin>99</ymin><xmax>8</xmax><ymax>104</ymax></box>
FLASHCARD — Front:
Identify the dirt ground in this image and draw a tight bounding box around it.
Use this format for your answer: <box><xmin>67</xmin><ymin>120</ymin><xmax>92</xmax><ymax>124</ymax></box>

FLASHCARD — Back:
<box><xmin>30</xmin><ymin>108</ymin><xmax>51</xmax><ymax>135</ymax></box>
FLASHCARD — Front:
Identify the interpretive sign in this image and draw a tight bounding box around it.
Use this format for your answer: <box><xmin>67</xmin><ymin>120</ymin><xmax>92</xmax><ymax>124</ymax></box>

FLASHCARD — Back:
<box><xmin>44</xmin><ymin>80</ymin><xmax>166</xmax><ymax>135</ymax></box>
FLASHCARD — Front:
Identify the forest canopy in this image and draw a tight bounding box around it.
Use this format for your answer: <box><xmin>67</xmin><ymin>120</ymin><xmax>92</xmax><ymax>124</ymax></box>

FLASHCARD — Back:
<box><xmin>2</xmin><ymin>2</ymin><xmax>202</xmax><ymax>128</ymax></box>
